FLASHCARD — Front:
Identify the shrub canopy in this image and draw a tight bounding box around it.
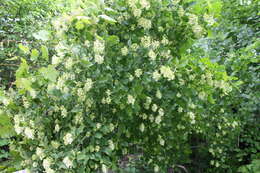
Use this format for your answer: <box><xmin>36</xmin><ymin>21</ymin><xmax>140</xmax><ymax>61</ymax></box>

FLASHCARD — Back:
<box><xmin>2</xmin><ymin>0</ymin><xmax>242</xmax><ymax>172</ymax></box>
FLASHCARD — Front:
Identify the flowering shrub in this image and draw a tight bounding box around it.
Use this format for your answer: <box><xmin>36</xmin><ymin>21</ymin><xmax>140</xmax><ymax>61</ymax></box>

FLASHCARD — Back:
<box><xmin>2</xmin><ymin>0</ymin><xmax>241</xmax><ymax>172</ymax></box>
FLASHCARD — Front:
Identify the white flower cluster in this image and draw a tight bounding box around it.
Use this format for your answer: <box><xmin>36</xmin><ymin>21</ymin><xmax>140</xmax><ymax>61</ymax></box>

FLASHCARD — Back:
<box><xmin>138</xmin><ymin>17</ymin><xmax>152</xmax><ymax>30</ymax></box>
<box><xmin>63</xmin><ymin>133</ymin><xmax>73</xmax><ymax>145</ymax></box>
<box><xmin>24</xmin><ymin>127</ymin><xmax>35</xmax><ymax>139</ymax></box>
<box><xmin>121</xmin><ymin>46</ymin><xmax>128</xmax><ymax>56</ymax></box>
<box><xmin>63</xmin><ymin>156</ymin><xmax>73</xmax><ymax>168</ymax></box>
<box><xmin>108</xmin><ymin>140</ymin><xmax>115</xmax><ymax>150</ymax></box>
<box><xmin>152</xmin><ymin>70</ymin><xmax>161</xmax><ymax>81</ymax></box>
<box><xmin>36</xmin><ymin>147</ymin><xmax>45</xmax><ymax>160</ymax></box>
<box><xmin>160</xmin><ymin>66</ymin><xmax>175</xmax><ymax>80</ymax></box>
<box><xmin>148</xmin><ymin>50</ymin><xmax>157</xmax><ymax>60</ymax></box>
<box><xmin>43</xmin><ymin>158</ymin><xmax>54</xmax><ymax>173</ymax></box>
<box><xmin>84</xmin><ymin>78</ymin><xmax>93</xmax><ymax>92</ymax></box>
<box><xmin>127</xmin><ymin>95</ymin><xmax>135</xmax><ymax>105</ymax></box>
<box><xmin>158</xmin><ymin>135</ymin><xmax>165</xmax><ymax>146</ymax></box>
<box><xmin>203</xmin><ymin>14</ymin><xmax>215</xmax><ymax>26</ymax></box>
<box><xmin>188</xmin><ymin>14</ymin><xmax>203</xmax><ymax>37</ymax></box>
<box><xmin>144</xmin><ymin>97</ymin><xmax>152</xmax><ymax>109</ymax></box>
<box><xmin>140</xmin><ymin>123</ymin><xmax>145</xmax><ymax>132</ymax></box>
<box><xmin>187</xmin><ymin>112</ymin><xmax>196</xmax><ymax>124</ymax></box>
<box><xmin>135</xmin><ymin>69</ymin><xmax>142</xmax><ymax>78</ymax></box>
<box><xmin>93</xmin><ymin>39</ymin><xmax>105</xmax><ymax>64</ymax></box>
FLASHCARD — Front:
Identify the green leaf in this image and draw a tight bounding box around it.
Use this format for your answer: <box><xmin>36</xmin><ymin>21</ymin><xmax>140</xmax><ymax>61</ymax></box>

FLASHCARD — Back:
<box><xmin>99</xmin><ymin>15</ymin><xmax>116</xmax><ymax>23</ymax></box>
<box><xmin>33</xmin><ymin>30</ymin><xmax>50</xmax><ymax>41</ymax></box>
<box><xmin>106</xmin><ymin>35</ymin><xmax>120</xmax><ymax>46</ymax></box>
<box><xmin>18</xmin><ymin>44</ymin><xmax>30</xmax><ymax>54</ymax></box>
<box><xmin>41</xmin><ymin>45</ymin><xmax>49</xmax><ymax>61</ymax></box>
<box><xmin>95</xmin><ymin>133</ymin><xmax>102</xmax><ymax>139</ymax></box>
<box><xmin>16</xmin><ymin>58</ymin><xmax>29</xmax><ymax>79</ymax></box>
<box><xmin>39</xmin><ymin>65</ymin><xmax>59</xmax><ymax>82</ymax></box>
<box><xmin>16</xmin><ymin>78</ymin><xmax>32</xmax><ymax>91</ymax></box>
<box><xmin>0</xmin><ymin>111</ymin><xmax>15</xmax><ymax>138</ymax></box>
<box><xmin>30</xmin><ymin>49</ymin><xmax>39</xmax><ymax>61</ymax></box>
<box><xmin>75</xmin><ymin>20</ymin><xmax>85</xmax><ymax>30</ymax></box>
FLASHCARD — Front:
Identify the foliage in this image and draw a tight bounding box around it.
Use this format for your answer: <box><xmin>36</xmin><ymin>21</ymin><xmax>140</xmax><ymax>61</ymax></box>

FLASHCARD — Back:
<box><xmin>0</xmin><ymin>0</ymin><xmax>70</xmax><ymax>172</ymax></box>
<box><xmin>189</xmin><ymin>0</ymin><xmax>260</xmax><ymax>172</ymax></box>
<box><xmin>238</xmin><ymin>159</ymin><xmax>260</xmax><ymax>173</ymax></box>
<box><xmin>2</xmin><ymin>0</ymin><xmax>242</xmax><ymax>172</ymax></box>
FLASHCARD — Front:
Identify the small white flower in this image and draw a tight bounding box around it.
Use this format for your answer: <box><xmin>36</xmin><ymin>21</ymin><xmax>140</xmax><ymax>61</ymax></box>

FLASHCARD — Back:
<box><xmin>198</xmin><ymin>91</ymin><xmax>206</xmax><ymax>100</ymax></box>
<box><xmin>141</xmin><ymin>36</ymin><xmax>151</xmax><ymax>48</ymax></box>
<box><xmin>106</xmin><ymin>89</ymin><xmax>111</xmax><ymax>96</ymax></box>
<box><xmin>188</xmin><ymin>112</ymin><xmax>195</xmax><ymax>120</ymax></box>
<box><xmin>36</xmin><ymin>147</ymin><xmax>45</xmax><ymax>160</ymax></box>
<box><xmin>14</xmin><ymin>125</ymin><xmax>23</xmax><ymax>135</ymax></box>
<box><xmin>152</xmin><ymin>104</ymin><xmax>158</xmax><ymax>112</ymax></box>
<box><xmin>203</xmin><ymin>14</ymin><xmax>215</xmax><ymax>26</ymax></box>
<box><xmin>152</xmin><ymin>70</ymin><xmax>161</xmax><ymax>81</ymax></box>
<box><xmin>161</xmin><ymin>36</ymin><xmax>169</xmax><ymax>45</ymax></box>
<box><xmin>61</xmin><ymin>106</ymin><xmax>67</xmax><ymax>118</ymax></box>
<box><xmin>54</xmin><ymin>124</ymin><xmax>60</xmax><ymax>132</ymax></box>
<box><xmin>140</xmin><ymin>123</ymin><xmax>145</xmax><ymax>132</ymax></box>
<box><xmin>159</xmin><ymin>138</ymin><xmax>165</xmax><ymax>146</ymax></box>
<box><xmin>63</xmin><ymin>133</ymin><xmax>73</xmax><ymax>145</ymax></box>
<box><xmin>178</xmin><ymin>107</ymin><xmax>183</xmax><ymax>113</ymax></box>
<box><xmin>102</xmin><ymin>164</ymin><xmax>108</xmax><ymax>173</ymax></box>
<box><xmin>95</xmin><ymin>145</ymin><xmax>100</xmax><ymax>152</ymax></box>
<box><xmin>43</xmin><ymin>158</ymin><xmax>52</xmax><ymax>170</ymax></box>
<box><xmin>156</xmin><ymin>90</ymin><xmax>162</xmax><ymax>99</ymax></box>
<box><xmin>148</xmin><ymin>50</ymin><xmax>156</xmax><ymax>60</ymax></box>
<box><xmin>63</xmin><ymin>156</ymin><xmax>73</xmax><ymax>168</ymax></box>
<box><xmin>127</xmin><ymin>95</ymin><xmax>135</xmax><ymax>105</ymax></box>
<box><xmin>129</xmin><ymin>74</ymin><xmax>134</xmax><ymax>81</ymax></box>
<box><xmin>94</xmin><ymin>54</ymin><xmax>104</xmax><ymax>64</ymax></box>
<box><xmin>84</xmin><ymin>78</ymin><xmax>93</xmax><ymax>92</ymax></box>
<box><xmin>135</xmin><ymin>69</ymin><xmax>142</xmax><ymax>77</ymax></box>
<box><xmin>138</xmin><ymin>18</ymin><xmax>152</xmax><ymax>30</ymax></box>
<box><xmin>160</xmin><ymin>66</ymin><xmax>175</xmax><ymax>80</ymax></box>
<box><xmin>108</xmin><ymin>140</ymin><xmax>115</xmax><ymax>150</ymax></box>
<box><xmin>96</xmin><ymin>123</ymin><xmax>101</xmax><ymax>129</ymax></box>
<box><xmin>154</xmin><ymin>165</ymin><xmax>159</xmax><ymax>172</ymax></box>
<box><xmin>46</xmin><ymin>168</ymin><xmax>55</xmax><ymax>173</ymax></box>
<box><xmin>93</xmin><ymin>39</ymin><xmax>105</xmax><ymax>54</ymax></box>
<box><xmin>176</xmin><ymin>92</ymin><xmax>181</xmax><ymax>98</ymax></box>
<box><xmin>140</xmin><ymin>0</ymin><xmax>150</xmax><ymax>9</ymax></box>
<box><xmin>132</xmin><ymin>8</ymin><xmax>142</xmax><ymax>17</ymax></box>
<box><xmin>65</xmin><ymin>58</ymin><xmax>73</xmax><ymax>69</ymax></box>
<box><xmin>121</xmin><ymin>46</ymin><xmax>128</xmax><ymax>56</ymax></box>
<box><xmin>155</xmin><ymin>115</ymin><xmax>162</xmax><ymax>124</ymax></box>
<box><xmin>158</xmin><ymin>108</ymin><xmax>164</xmax><ymax>116</ymax></box>
<box><xmin>24</xmin><ymin>127</ymin><xmax>34</xmax><ymax>139</ymax></box>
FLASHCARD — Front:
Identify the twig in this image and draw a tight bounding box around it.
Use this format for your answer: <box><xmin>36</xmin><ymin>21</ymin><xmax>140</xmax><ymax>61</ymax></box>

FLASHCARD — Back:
<box><xmin>0</xmin><ymin>64</ymin><xmax>20</xmax><ymax>67</ymax></box>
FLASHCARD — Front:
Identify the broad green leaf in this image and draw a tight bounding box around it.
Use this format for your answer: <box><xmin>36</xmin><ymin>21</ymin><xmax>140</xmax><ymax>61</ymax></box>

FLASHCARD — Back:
<box><xmin>0</xmin><ymin>111</ymin><xmax>15</xmax><ymax>138</ymax></box>
<box><xmin>75</xmin><ymin>20</ymin><xmax>85</xmax><ymax>30</ymax></box>
<box><xmin>39</xmin><ymin>65</ymin><xmax>59</xmax><ymax>82</ymax></box>
<box><xmin>16</xmin><ymin>58</ymin><xmax>29</xmax><ymax>79</ymax></box>
<box><xmin>30</xmin><ymin>49</ymin><xmax>39</xmax><ymax>61</ymax></box>
<box><xmin>99</xmin><ymin>15</ymin><xmax>116</xmax><ymax>23</ymax></box>
<box><xmin>33</xmin><ymin>30</ymin><xmax>50</xmax><ymax>41</ymax></box>
<box><xmin>18</xmin><ymin>44</ymin><xmax>30</xmax><ymax>54</ymax></box>
<box><xmin>41</xmin><ymin>45</ymin><xmax>49</xmax><ymax>61</ymax></box>
<box><xmin>106</xmin><ymin>35</ymin><xmax>120</xmax><ymax>46</ymax></box>
<box><xmin>16</xmin><ymin>78</ymin><xmax>32</xmax><ymax>91</ymax></box>
<box><xmin>95</xmin><ymin>133</ymin><xmax>102</xmax><ymax>139</ymax></box>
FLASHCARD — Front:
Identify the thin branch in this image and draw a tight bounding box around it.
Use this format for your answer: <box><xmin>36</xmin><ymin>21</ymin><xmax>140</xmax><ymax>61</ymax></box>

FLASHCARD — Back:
<box><xmin>0</xmin><ymin>63</ymin><xmax>20</xmax><ymax>67</ymax></box>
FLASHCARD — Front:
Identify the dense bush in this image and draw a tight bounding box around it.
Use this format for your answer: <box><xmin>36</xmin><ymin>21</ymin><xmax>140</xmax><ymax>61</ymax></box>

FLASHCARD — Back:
<box><xmin>1</xmin><ymin>0</ymin><xmax>242</xmax><ymax>172</ymax></box>
<box><xmin>189</xmin><ymin>0</ymin><xmax>260</xmax><ymax>171</ymax></box>
<box><xmin>0</xmin><ymin>0</ymin><xmax>68</xmax><ymax>171</ymax></box>
<box><xmin>1</xmin><ymin>0</ymin><xmax>259</xmax><ymax>172</ymax></box>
